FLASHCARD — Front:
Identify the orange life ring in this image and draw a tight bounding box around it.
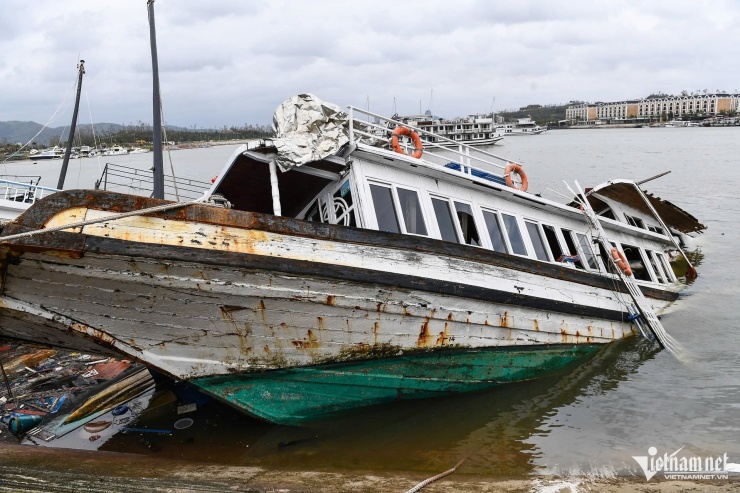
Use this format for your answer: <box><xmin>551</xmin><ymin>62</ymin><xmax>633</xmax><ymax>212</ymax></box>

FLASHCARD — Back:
<box><xmin>610</xmin><ymin>248</ymin><xmax>633</xmax><ymax>276</ymax></box>
<box><xmin>391</xmin><ymin>127</ymin><xmax>423</xmax><ymax>158</ymax></box>
<box><xmin>504</xmin><ymin>163</ymin><xmax>528</xmax><ymax>192</ymax></box>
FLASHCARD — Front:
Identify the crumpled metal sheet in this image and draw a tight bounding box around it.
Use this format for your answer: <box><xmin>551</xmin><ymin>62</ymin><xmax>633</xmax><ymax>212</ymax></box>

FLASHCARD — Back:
<box><xmin>272</xmin><ymin>94</ymin><xmax>349</xmax><ymax>172</ymax></box>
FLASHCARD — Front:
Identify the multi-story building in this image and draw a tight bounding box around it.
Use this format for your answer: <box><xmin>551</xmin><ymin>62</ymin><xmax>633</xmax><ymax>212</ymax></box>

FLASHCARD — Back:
<box><xmin>566</xmin><ymin>94</ymin><xmax>740</xmax><ymax>123</ymax></box>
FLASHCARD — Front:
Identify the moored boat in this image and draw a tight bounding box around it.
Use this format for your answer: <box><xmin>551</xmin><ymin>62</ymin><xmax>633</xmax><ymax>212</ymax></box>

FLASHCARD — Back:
<box><xmin>31</xmin><ymin>146</ymin><xmax>65</xmax><ymax>160</ymax></box>
<box><xmin>0</xmin><ymin>95</ymin><xmax>705</xmax><ymax>424</ymax></box>
<box><xmin>397</xmin><ymin>113</ymin><xmax>506</xmax><ymax>146</ymax></box>
<box><xmin>102</xmin><ymin>145</ymin><xmax>129</xmax><ymax>156</ymax></box>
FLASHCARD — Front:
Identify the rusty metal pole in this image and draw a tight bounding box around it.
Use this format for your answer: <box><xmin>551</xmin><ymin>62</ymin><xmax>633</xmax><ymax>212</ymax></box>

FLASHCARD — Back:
<box><xmin>148</xmin><ymin>0</ymin><xmax>165</xmax><ymax>199</ymax></box>
<box><xmin>58</xmin><ymin>59</ymin><xmax>85</xmax><ymax>190</ymax></box>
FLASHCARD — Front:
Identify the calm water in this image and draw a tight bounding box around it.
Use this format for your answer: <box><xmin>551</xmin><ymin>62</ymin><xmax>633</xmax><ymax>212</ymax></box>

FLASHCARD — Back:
<box><xmin>3</xmin><ymin>128</ymin><xmax>739</xmax><ymax>477</ymax></box>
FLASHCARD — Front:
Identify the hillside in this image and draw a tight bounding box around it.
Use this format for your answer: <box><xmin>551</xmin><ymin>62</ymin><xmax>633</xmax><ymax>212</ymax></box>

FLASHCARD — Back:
<box><xmin>497</xmin><ymin>104</ymin><xmax>569</xmax><ymax>124</ymax></box>
<box><xmin>0</xmin><ymin>121</ymin><xmax>127</xmax><ymax>147</ymax></box>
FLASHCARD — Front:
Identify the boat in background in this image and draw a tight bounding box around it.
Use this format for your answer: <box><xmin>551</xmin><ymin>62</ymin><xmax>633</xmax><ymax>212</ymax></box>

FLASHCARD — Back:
<box><xmin>0</xmin><ymin>176</ymin><xmax>58</xmax><ymax>224</ymax></box>
<box><xmin>665</xmin><ymin>120</ymin><xmax>700</xmax><ymax>128</ymax></box>
<box><xmin>129</xmin><ymin>147</ymin><xmax>150</xmax><ymax>154</ymax></box>
<box><xmin>102</xmin><ymin>145</ymin><xmax>128</xmax><ymax>156</ymax></box>
<box><xmin>31</xmin><ymin>146</ymin><xmax>65</xmax><ymax>160</ymax></box>
<box><xmin>499</xmin><ymin>117</ymin><xmax>547</xmax><ymax>135</ymax></box>
<box><xmin>0</xmin><ymin>94</ymin><xmax>704</xmax><ymax>424</ymax></box>
<box><xmin>396</xmin><ymin>113</ymin><xmax>505</xmax><ymax>147</ymax></box>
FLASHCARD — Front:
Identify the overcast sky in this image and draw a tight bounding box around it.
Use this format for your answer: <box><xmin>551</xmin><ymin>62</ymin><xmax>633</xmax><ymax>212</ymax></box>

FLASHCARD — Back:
<box><xmin>2</xmin><ymin>0</ymin><xmax>739</xmax><ymax>129</ymax></box>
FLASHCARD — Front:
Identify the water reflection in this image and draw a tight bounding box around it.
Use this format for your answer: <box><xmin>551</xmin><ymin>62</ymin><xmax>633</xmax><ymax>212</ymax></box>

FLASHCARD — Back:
<box><xmin>25</xmin><ymin>338</ymin><xmax>661</xmax><ymax>477</ymax></box>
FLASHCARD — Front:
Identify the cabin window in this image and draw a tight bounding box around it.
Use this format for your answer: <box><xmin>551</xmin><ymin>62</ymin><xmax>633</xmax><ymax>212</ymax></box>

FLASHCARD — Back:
<box><xmin>561</xmin><ymin>229</ymin><xmax>586</xmax><ymax>270</ymax></box>
<box><xmin>501</xmin><ymin>213</ymin><xmax>527</xmax><ymax>256</ymax></box>
<box><xmin>647</xmin><ymin>225</ymin><xmax>665</xmax><ymax>235</ymax></box>
<box><xmin>431</xmin><ymin>198</ymin><xmax>459</xmax><ymax>243</ymax></box>
<box><xmin>597</xmin><ymin>207</ymin><xmax>616</xmax><ymax>220</ymax></box>
<box><xmin>542</xmin><ymin>225</ymin><xmax>565</xmax><ymax>261</ymax></box>
<box><xmin>525</xmin><ymin>221</ymin><xmax>551</xmax><ymax>261</ymax></box>
<box><xmin>625</xmin><ymin>215</ymin><xmax>645</xmax><ymax>229</ymax></box>
<box><xmin>646</xmin><ymin>250</ymin><xmax>667</xmax><ymax>284</ymax></box>
<box><xmin>575</xmin><ymin>233</ymin><xmax>600</xmax><ymax>270</ymax></box>
<box><xmin>482</xmin><ymin>210</ymin><xmax>507</xmax><ymax>253</ymax></box>
<box><xmin>397</xmin><ymin>188</ymin><xmax>428</xmax><ymax>236</ymax></box>
<box><xmin>454</xmin><ymin>202</ymin><xmax>481</xmax><ymax>246</ymax></box>
<box><xmin>620</xmin><ymin>243</ymin><xmax>651</xmax><ymax>281</ymax></box>
<box><xmin>369</xmin><ymin>184</ymin><xmax>400</xmax><ymax>233</ymax></box>
<box><xmin>656</xmin><ymin>252</ymin><xmax>676</xmax><ymax>282</ymax></box>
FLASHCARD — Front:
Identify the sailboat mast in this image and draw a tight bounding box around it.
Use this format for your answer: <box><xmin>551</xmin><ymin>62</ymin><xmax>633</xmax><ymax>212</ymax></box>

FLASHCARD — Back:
<box><xmin>148</xmin><ymin>0</ymin><xmax>165</xmax><ymax>199</ymax></box>
<box><xmin>57</xmin><ymin>60</ymin><xmax>85</xmax><ymax>190</ymax></box>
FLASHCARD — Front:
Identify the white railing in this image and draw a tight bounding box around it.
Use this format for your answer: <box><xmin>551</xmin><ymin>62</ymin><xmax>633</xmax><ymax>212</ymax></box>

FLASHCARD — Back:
<box><xmin>0</xmin><ymin>178</ymin><xmax>59</xmax><ymax>205</ymax></box>
<box><xmin>347</xmin><ymin>106</ymin><xmax>522</xmax><ymax>185</ymax></box>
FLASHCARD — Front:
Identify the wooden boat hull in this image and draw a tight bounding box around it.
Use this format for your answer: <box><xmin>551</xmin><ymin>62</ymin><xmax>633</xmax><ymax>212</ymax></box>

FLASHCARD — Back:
<box><xmin>0</xmin><ymin>190</ymin><xmax>674</xmax><ymax>423</ymax></box>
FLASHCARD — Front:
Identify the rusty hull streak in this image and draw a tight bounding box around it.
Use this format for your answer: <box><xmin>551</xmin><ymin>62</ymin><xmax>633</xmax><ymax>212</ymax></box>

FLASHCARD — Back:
<box><xmin>417</xmin><ymin>318</ymin><xmax>433</xmax><ymax>348</ymax></box>
<box><xmin>291</xmin><ymin>329</ymin><xmax>320</xmax><ymax>349</ymax></box>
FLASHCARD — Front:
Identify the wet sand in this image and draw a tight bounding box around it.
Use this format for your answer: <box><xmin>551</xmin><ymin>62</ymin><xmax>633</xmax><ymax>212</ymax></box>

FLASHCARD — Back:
<box><xmin>0</xmin><ymin>441</ymin><xmax>735</xmax><ymax>492</ymax></box>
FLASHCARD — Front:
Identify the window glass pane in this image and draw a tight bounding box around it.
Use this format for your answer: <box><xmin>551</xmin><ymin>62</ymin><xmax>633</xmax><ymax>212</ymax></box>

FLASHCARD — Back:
<box><xmin>526</xmin><ymin>221</ymin><xmax>550</xmax><ymax>261</ymax></box>
<box><xmin>432</xmin><ymin>198</ymin><xmax>458</xmax><ymax>243</ymax></box>
<box><xmin>561</xmin><ymin>229</ymin><xmax>584</xmax><ymax>269</ymax></box>
<box><xmin>647</xmin><ymin>250</ymin><xmax>666</xmax><ymax>283</ymax></box>
<box><xmin>501</xmin><ymin>213</ymin><xmax>527</xmax><ymax>255</ymax></box>
<box><xmin>575</xmin><ymin>233</ymin><xmax>599</xmax><ymax>270</ymax></box>
<box><xmin>542</xmin><ymin>225</ymin><xmax>564</xmax><ymax>260</ymax></box>
<box><xmin>657</xmin><ymin>253</ymin><xmax>675</xmax><ymax>282</ymax></box>
<box><xmin>620</xmin><ymin>244</ymin><xmax>650</xmax><ymax>281</ymax></box>
<box><xmin>370</xmin><ymin>184</ymin><xmax>400</xmax><ymax>233</ymax></box>
<box><xmin>454</xmin><ymin>202</ymin><xmax>481</xmax><ymax>246</ymax></box>
<box><xmin>397</xmin><ymin>188</ymin><xmax>427</xmax><ymax>236</ymax></box>
<box><xmin>482</xmin><ymin>211</ymin><xmax>507</xmax><ymax>252</ymax></box>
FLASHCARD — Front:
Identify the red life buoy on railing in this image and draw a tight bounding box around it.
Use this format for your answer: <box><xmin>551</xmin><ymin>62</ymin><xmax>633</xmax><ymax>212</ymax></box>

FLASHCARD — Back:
<box><xmin>610</xmin><ymin>247</ymin><xmax>633</xmax><ymax>276</ymax></box>
<box><xmin>391</xmin><ymin>127</ymin><xmax>423</xmax><ymax>158</ymax></box>
<box><xmin>504</xmin><ymin>162</ymin><xmax>529</xmax><ymax>192</ymax></box>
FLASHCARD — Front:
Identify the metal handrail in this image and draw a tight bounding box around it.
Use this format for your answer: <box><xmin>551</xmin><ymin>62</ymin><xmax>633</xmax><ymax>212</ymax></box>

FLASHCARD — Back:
<box><xmin>0</xmin><ymin>177</ymin><xmax>59</xmax><ymax>204</ymax></box>
<box><xmin>347</xmin><ymin>106</ymin><xmax>522</xmax><ymax>179</ymax></box>
<box><xmin>95</xmin><ymin>163</ymin><xmax>210</xmax><ymax>201</ymax></box>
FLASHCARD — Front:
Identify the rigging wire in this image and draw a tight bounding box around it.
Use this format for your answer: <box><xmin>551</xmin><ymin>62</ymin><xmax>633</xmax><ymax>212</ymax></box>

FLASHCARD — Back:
<box><xmin>1</xmin><ymin>76</ymin><xmax>79</xmax><ymax>168</ymax></box>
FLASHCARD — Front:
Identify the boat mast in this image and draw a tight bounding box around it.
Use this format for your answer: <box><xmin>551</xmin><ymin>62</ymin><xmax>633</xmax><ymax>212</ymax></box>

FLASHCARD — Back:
<box><xmin>57</xmin><ymin>60</ymin><xmax>85</xmax><ymax>190</ymax></box>
<box><xmin>148</xmin><ymin>0</ymin><xmax>165</xmax><ymax>199</ymax></box>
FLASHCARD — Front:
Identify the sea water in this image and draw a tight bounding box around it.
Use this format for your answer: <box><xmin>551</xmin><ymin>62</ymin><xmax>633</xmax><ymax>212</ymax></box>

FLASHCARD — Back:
<box><xmin>1</xmin><ymin>128</ymin><xmax>738</xmax><ymax>477</ymax></box>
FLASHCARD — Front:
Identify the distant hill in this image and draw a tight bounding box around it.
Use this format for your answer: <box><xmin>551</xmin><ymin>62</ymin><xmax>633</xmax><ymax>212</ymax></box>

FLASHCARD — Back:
<box><xmin>0</xmin><ymin>121</ymin><xmax>128</xmax><ymax>146</ymax></box>
<box><xmin>497</xmin><ymin>104</ymin><xmax>569</xmax><ymax>124</ymax></box>
<box><xmin>0</xmin><ymin>121</ymin><xmax>190</xmax><ymax>147</ymax></box>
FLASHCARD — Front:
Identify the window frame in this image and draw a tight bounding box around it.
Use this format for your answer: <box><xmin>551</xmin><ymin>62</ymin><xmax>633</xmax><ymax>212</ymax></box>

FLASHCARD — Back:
<box><xmin>367</xmin><ymin>181</ymin><xmax>431</xmax><ymax>237</ymax></box>
<box><xmin>523</xmin><ymin>218</ymin><xmax>553</xmax><ymax>262</ymax></box>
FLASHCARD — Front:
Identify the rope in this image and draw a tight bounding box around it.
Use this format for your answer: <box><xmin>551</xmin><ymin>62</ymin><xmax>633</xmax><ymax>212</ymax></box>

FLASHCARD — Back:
<box><xmin>403</xmin><ymin>457</ymin><xmax>466</xmax><ymax>493</ymax></box>
<box><xmin>0</xmin><ymin>197</ymin><xmax>206</xmax><ymax>243</ymax></box>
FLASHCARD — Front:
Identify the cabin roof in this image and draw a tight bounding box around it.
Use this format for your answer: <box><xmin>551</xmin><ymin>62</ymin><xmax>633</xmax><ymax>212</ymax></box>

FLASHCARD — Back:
<box><xmin>583</xmin><ymin>180</ymin><xmax>706</xmax><ymax>235</ymax></box>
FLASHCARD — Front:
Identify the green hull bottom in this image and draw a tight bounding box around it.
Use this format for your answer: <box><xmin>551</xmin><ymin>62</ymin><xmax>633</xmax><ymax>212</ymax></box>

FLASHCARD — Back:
<box><xmin>191</xmin><ymin>344</ymin><xmax>601</xmax><ymax>425</ymax></box>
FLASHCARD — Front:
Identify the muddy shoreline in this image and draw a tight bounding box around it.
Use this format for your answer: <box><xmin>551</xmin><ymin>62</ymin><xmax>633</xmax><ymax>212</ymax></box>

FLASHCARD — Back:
<box><xmin>0</xmin><ymin>441</ymin><xmax>735</xmax><ymax>492</ymax></box>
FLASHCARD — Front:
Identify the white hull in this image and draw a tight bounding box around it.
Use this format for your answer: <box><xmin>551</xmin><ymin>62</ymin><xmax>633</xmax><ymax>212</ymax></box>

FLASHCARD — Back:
<box><xmin>0</xmin><ymin>197</ymin><xmax>670</xmax><ymax>381</ymax></box>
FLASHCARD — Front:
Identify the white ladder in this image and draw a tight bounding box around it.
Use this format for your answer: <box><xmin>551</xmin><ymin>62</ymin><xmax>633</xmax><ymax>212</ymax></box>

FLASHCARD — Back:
<box><xmin>567</xmin><ymin>181</ymin><xmax>678</xmax><ymax>354</ymax></box>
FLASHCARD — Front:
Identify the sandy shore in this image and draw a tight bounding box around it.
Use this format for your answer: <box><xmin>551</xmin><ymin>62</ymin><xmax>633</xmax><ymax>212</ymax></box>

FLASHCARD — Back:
<box><xmin>0</xmin><ymin>441</ymin><xmax>736</xmax><ymax>492</ymax></box>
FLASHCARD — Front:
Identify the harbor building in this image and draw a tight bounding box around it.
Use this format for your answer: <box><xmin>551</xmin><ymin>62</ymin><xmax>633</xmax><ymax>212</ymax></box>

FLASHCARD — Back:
<box><xmin>566</xmin><ymin>94</ymin><xmax>740</xmax><ymax>124</ymax></box>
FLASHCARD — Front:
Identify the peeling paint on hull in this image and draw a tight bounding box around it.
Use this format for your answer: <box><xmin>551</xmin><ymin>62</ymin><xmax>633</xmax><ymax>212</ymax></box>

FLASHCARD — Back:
<box><xmin>0</xmin><ymin>190</ymin><xmax>680</xmax><ymax>423</ymax></box>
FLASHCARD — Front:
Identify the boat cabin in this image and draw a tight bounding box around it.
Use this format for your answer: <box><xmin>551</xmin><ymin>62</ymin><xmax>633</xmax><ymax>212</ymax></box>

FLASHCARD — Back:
<box><xmin>209</xmin><ymin>107</ymin><xmax>704</xmax><ymax>290</ymax></box>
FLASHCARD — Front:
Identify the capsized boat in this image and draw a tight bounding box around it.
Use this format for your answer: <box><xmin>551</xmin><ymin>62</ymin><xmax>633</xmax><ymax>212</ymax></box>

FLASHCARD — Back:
<box><xmin>0</xmin><ymin>94</ymin><xmax>705</xmax><ymax>424</ymax></box>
